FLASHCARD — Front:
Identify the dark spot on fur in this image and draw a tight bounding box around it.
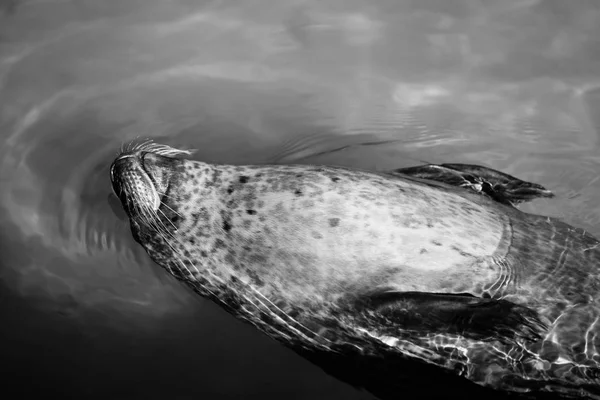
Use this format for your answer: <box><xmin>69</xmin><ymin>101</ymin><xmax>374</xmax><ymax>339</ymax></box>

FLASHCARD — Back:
<box><xmin>227</xmin><ymin>186</ymin><xmax>234</xmax><ymax>194</ymax></box>
<box><xmin>328</xmin><ymin>218</ymin><xmax>340</xmax><ymax>227</ymax></box>
<box><xmin>189</xmin><ymin>238</ymin><xmax>196</xmax><ymax>245</ymax></box>
<box><xmin>239</xmin><ymin>176</ymin><xmax>250</xmax><ymax>183</ymax></box>
<box><xmin>260</xmin><ymin>312</ymin><xmax>275</xmax><ymax>325</ymax></box>
<box><xmin>214</xmin><ymin>238</ymin><xmax>226</xmax><ymax>249</ymax></box>
<box><xmin>196</xmin><ymin>227</ymin><xmax>211</xmax><ymax>238</ymax></box>
<box><xmin>419</xmin><ymin>248</ymin><xmax>427</xmax><ymax>254</ymax></box>
<box><xmin>432</xmin><ymin>240</ymin><xmax>442</xmax><ymax>246</ymax></box>
<box><xmin>247</xmin><ymin>269</ymin><xmax>265</xmax><ymax>287</ymax></box>
<box><xmin>220</xmin><ymin>209</ymin><xmax>233</xmax><ymax>233</ymax></box>
<box><xmin>212</xmin><ymin>169</ymin><xmax>223</xmax><ymax>181</ymax></box>
<box><xmin>554</xmin><ymin>302</ymin><xmax>567</xmax><ymax>313</ymax></box>
<box><xmin>451</xmin><ymin>245</ymin><xmax>471</xmax><ymax>257</ymax></box>
<box><xmin>296</xmin><ymin>174</ymin><xmax>303</xmax><ymax>178</ymax></box>
<box><xmin>302</xmin><ymin>200</ymin><xmax>315</xmax><ymax>208</ymax></box>
<box><xmin>294</xmin><ymin>189</ymin><xmax>303</xmax><ymax>196</ymax></box>
<box><xmin>246</xmin><ymin>209</ymin><xmax>257</xmax><ymax>215</ymax></box>
<box><xmin>224</xmin><ymin>251</ymin><xmax>236</xmax><ymax>265</ymax></box>
<box><xmin>331</xmin><ymin>177</ymin><xmax>340</xmax><ymax>182</ymax></box>
<box><xmin>200</xmin><ymin>250</ymin><xmax>208</xmax><ymax>257</ymax></box>
<box><xmin>249</xmin><ymin>253</ymin><xmax>268</xmax><ymax>265</ymax></box>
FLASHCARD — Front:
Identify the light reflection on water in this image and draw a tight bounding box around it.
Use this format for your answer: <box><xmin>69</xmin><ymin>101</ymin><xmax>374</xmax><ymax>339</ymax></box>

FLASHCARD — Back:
<box><xmin>1</xmin><ymin>1</ymin><xmax>600</xmax><ymax>399</ymax></box>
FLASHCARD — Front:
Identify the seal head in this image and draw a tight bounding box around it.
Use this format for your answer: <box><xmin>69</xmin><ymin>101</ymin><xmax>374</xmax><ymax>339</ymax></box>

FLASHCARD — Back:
<box><xmin>110</xmin><ymin>141</ymin><xmax>192</xmax><ymax>234</ymax></box>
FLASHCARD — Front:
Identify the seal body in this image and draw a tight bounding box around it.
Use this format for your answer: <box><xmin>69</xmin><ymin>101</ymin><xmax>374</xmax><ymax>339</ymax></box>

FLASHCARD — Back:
<box><xmin>111</xmin><ymin>143</ymin><xmax>600</xmax><ymax>399</ymax></box>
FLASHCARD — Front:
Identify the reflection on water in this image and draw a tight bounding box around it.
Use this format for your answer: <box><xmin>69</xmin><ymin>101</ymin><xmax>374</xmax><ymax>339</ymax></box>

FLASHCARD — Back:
<box><xmin>1</xmin><ymin>0</ymin><xmax>600</xmax><ymax>399</ymax></box>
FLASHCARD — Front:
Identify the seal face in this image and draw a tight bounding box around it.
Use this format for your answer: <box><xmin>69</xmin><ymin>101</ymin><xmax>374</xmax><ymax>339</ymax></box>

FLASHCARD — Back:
<box><xmin>111</xmin><ymin>141</ymin><xmax>600</xmax><ymax>399</ymax></box>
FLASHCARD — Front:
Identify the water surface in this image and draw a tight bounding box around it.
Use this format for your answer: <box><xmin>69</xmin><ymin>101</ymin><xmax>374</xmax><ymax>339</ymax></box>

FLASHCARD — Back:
<box><xmin>2</xmin><ymin>0</ymin><xmax>600</xmax><ymax>398</ymax></box>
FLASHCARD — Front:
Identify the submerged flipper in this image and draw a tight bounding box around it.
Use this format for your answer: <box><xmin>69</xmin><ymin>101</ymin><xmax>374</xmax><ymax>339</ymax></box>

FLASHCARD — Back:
<box><xmin>358</xmin><ymin>291</ymin><xmax>547</xmax><ymax>344</ymax></box>
<box><xmin>391</xmin><ymin>163</ymin><xmax>554</xmax><ymax>206</ymax></box>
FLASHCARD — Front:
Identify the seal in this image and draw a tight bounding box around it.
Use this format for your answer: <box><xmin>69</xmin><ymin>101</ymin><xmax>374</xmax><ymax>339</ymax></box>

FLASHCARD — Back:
<box><xmin>110</xmin><ymin>140</ymin><xmax>600</xmax><ymax>399</ymax></box>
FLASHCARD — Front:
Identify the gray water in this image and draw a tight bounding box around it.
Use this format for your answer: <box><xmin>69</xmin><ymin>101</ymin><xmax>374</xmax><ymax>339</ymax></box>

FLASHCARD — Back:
<box><xmin>2</xmin><ymin>0</ymin><xmax>600</xmax><ymax>399</ymax></box>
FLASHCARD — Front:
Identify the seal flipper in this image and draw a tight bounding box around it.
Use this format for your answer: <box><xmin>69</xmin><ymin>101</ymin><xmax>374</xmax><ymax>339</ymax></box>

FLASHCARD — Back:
<box><xmin>391</xmin><ymin>163</ymin><xmax>554</xmax><ymax>206</ymax></box>
<box><xmin>358</xmin><ymin>291</ymin><xmax>546</xmax><ymax>344</ymax></box>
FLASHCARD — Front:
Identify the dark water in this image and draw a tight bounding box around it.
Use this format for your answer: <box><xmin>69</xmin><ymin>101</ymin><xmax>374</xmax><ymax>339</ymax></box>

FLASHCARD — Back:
<box><xmin>2</xmin><ymin>0</ymin><xmax>600</xmax><ymax>399</ymax></box>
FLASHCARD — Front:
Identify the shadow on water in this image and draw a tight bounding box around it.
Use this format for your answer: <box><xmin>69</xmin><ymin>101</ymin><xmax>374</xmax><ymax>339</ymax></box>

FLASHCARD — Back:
<box><xmin>2</xmin><ymin>0</ymin><xmax>600</xmax><ymax>399</ymax></box>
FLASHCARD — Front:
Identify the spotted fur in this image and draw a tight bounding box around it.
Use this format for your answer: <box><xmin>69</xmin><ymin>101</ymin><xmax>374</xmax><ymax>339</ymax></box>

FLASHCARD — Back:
<box><xmin>111</xmin><ymin>142</ymin><xmax>600</xmax><ymax>399</ymax></box>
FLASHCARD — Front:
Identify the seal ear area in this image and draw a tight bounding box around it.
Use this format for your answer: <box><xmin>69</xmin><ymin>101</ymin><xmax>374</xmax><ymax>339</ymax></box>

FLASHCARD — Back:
<box><xmin>391</xmin><ymin>163</ymin><xmax>554</xmax><ymax>206</ymax></box>
<box><xmin>356</xmin><ymin>291</ymin><xmax>547</xmax><ymax>344</ymax></box>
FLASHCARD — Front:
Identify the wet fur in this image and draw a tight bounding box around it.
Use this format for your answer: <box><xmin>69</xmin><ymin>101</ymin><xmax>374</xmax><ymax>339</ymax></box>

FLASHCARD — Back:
<box><xmin>112</xmin><ymin>142</ymin><xmax>600</xmax><ymax>399</ymax></box>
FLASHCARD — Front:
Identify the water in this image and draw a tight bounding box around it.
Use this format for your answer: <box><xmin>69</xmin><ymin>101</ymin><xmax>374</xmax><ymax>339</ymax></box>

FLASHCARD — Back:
<box><xmin>1</xmin><ymin>0</ymin><xmax>600</xmax><ymax>399</ymax></box>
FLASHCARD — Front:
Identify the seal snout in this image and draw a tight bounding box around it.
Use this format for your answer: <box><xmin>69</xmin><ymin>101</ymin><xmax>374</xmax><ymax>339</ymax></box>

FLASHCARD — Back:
<box><xmin>110</xmin><ymin>151</ymin><xmax>160</xmax><ymax>216</ymax></box>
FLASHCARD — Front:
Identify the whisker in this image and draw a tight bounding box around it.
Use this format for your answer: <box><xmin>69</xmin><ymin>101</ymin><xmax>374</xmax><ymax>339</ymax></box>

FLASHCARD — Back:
<box><xmin>249</xmin><ymin>286</ymin><xmax>328</xmax><ymax>344</ymax></box>
<box><xmin>141</xmin><ymin>208</ymin><xmax>193</xmax><ymax>279</ymax></box>
<box><xmin>155</xmin><ymin>190</ymin><xmax>179</xmax><ymax>202</ymax></box>
<box><xmin>117</xmin><ymin>138</ymin><xmax>196</xmax><ymax>162</ymax></box>
<box><xmin>116</xmin><ymin>156</ymin><xmax>328</xmax><ymax>348</ymax></box>
<box><xmin>140</xmin><ymin>205</ymin><xmax>201</xmax><ymax>280</ymax></box>
<box><xmin>130</xmin><ymin>139</ymin><xmax>148</xmax><ymax>153</ymax></box>
<box><xmin>143</xmin><ymin>207</ymin><xmax>176</xmax><ymax>241</ymax></box>
<box><xmin>154</xmin><ymin>222</ymin><xmax>228</xmax><ymax>289</ymax></box>
<box><xmin>166</xmin><ymin>242</ymin><xmax>195</xmax><ymax>276</ymax></box>
<box><xmin>133</xmin><ymin>193</ymin><xmax>329</xmax><ymax>348</ymax></box>
<box><xmin>159</xmin><ymin>201</ymin><xmax>183</xmax><ymax>218</ymax></box>
<box><xmin>157</xmin><ymin>208</ymin><xmax>179</xmax><ymax>231</ymax></box>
